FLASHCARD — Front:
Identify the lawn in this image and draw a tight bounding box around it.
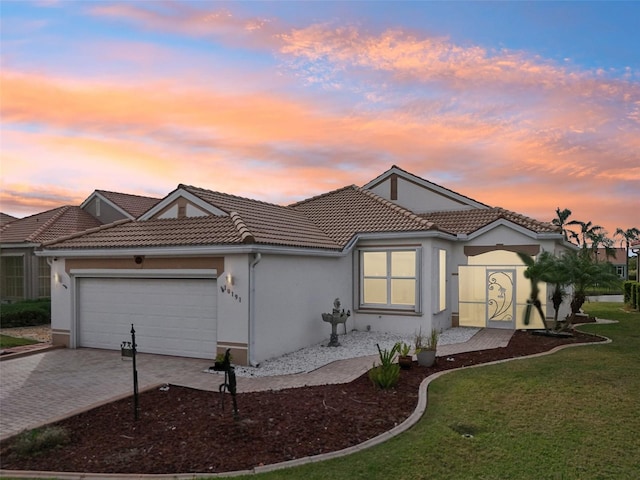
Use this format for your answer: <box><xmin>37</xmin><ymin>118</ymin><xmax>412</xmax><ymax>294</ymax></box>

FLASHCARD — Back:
<box><xmin>3</xmin><ymin>303</ymin><xmax>638</xmax><ymax>480</ymax></box>
<box><xmin>229</xmin><ymin>302</ymin><xmax>639</xmax><ymax>480</ymax></box>
<box><xmin>0</xmin><ymin>335</ymin><xmax>39</xmax><ymax>349</ymax></box>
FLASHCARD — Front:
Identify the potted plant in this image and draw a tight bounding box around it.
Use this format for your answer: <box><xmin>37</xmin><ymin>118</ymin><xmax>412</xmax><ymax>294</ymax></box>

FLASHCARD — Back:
<box><xmin>397</xmin><ymin>342</ymin><xmax>413</xmax><ymax>369</ymax></box>
<box><xmin>415</xmin><ymin>327</ymin><xmax>439</xmax><ymax>367</ymax></box>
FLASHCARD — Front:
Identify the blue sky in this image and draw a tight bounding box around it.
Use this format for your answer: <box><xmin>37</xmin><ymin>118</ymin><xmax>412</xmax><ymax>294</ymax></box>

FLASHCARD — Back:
<box><xmin>1</xmin><ymin>1</ymin><xmax>638</xmax><ymax>237</ymax></box>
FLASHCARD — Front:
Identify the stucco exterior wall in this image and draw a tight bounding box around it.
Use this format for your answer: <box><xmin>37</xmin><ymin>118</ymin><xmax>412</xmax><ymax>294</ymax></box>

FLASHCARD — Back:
<box><xmin>369</xmin><ymin>176</ymin><xmax>475</xmax><ymax>213</ymax></box>
<box><xmin>216</xmin><ymin>254</ymin><xmax>250</xmax><ymax>364</ymax></box>
<box><xmin>250</xmin><ymin>253</ymin><xmax>352</xmax><ymax>364</ymax></box>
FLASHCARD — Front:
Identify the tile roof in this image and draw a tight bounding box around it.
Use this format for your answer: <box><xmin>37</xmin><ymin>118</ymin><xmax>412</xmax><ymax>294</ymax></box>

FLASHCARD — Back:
<box><xmin>0</xmin><ymin>213</ymin><xmax>17</xmax><ymax>227</ymax></box>
<box><xmin>181</xmin><ymin>185</ymin><xmax>342</xmax><ymax>249</ymax></box>
<box><xmin>419</xmin><ymin>207</ymin><xmax>560</xmax><ymax>235</ymax></box>
<box><xmin>290</xmin><ymin>185</ymin><xmax>437</xmax><ymax>245</ymax></box>
<box><xmin>96</xmin><ymin>190</ymin><xmax>162</xmax><ymax>218</ymax></box>
<box><xmin>43</xmin><ymin>216</ymin><xmax>243</xmax><ymax>249</ymax></box>
<box><xmin>0</xmin><ymin>207</ymin><xmax>102</xmax><ymax>244</ymax></box>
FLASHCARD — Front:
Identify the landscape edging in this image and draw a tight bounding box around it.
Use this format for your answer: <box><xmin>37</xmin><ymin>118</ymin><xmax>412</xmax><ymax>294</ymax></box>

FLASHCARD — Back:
<box><xmin>0</xmin><ymin>333</ymin><xmax>612</xmax><ymax>480</ymax></box>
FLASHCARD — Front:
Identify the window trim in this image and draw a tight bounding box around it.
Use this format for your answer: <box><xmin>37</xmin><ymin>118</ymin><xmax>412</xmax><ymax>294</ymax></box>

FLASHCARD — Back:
<box><xmin>359</xmin><ymin>247</ymin><xmax>421</xmax><ymax>312</ymax></box>
<box><xmin>434</xmin><ymin>248</ymin><xmax>447</xmax><ymax>313</ymax></box>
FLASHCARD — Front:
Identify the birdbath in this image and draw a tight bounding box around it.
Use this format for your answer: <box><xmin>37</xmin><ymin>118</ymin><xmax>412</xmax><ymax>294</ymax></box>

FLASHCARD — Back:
<box><xmin>321</xmin><ymin>298</ymin><xmax>351</xmax><ymax>347</ymax></box>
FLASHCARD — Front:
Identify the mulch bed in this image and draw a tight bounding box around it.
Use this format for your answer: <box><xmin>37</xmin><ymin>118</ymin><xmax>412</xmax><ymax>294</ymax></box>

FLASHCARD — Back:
<box><xmin>0</xmin><ymin>329</ymin><xmax>604</xmax><ymax>475</ymax></box>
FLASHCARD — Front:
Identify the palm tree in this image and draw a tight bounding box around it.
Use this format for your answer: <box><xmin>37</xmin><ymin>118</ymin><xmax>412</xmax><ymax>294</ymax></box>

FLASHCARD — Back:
<box><xmin>589</xmin><ymin>231</ymin><xmax>615</xmax><ymax>263</ymax></box>
<box><xmin>615</xmin><ymin>227</ymin><xmax>640</xmax><ymax>280</ymax></box>
<box><xmin>552</xmin><ymin>207</ymin><xmax>573</xmax><ymax>242</ymax></box>
<box><xmin>518</xmin><ymin>251</ymin><xmax>571</xmax><ymax>332</ymax></box>
<box><xmin>567</xmin><ymin>220</ymin><xmax>604</xmax><ymax>248</ymax></box>
<box><xmin>562</xmin><ymin>249</ymin><xmax>621</xmax><ymax>315</ymax></box>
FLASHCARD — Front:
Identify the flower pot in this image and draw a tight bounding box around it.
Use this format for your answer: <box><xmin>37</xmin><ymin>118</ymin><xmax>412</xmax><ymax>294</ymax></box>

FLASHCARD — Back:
<box><xmin>398</xmin><ymin>355</ymin><xmax>413</xmax><ymax>369</ymax></box>
<box><xmin>417</xmin><ymin>350</ymin><xmax>436</xmax><ymax>367</ymax></box>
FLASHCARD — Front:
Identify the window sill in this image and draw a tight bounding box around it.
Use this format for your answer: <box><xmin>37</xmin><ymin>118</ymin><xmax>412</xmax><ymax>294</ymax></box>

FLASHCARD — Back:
<box><xmin>355</xmin><ymin>308</ymin><xmax>423</xmax><ymax>317</ymax></box>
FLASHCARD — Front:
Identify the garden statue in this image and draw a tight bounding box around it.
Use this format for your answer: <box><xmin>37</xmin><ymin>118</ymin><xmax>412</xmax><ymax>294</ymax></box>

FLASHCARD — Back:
<box><xmin>321</xmin><ymin>298</ymin><xmax>351</xmax><ymax>347</ymax></box>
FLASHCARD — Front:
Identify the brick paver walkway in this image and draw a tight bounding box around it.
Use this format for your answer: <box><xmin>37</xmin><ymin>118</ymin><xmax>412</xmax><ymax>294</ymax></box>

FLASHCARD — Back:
<box><xmin>0</xmin><ymin>328</ymin><xmax>512</xmax><ymax>440</ymax></box>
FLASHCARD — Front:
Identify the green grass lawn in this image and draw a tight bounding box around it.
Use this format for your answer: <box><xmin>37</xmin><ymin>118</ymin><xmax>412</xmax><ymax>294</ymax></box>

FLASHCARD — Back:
<box><xmin>0</xmin><ymin>334</ymin><xmax>39</xmax><ymax>349</ymax></box>
<box><xmin>4</xmin><ymin>303</ymin><xmax>637</xmax><ymax>480</ymax></box>
<box><xmin>229</xmin><ymin>302</ymin><xmax>640</xmax><ymax>480</ymax></box>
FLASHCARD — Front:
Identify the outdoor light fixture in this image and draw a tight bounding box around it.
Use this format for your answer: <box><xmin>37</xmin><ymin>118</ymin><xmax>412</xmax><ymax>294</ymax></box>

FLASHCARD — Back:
<box><xmin>226</xmin><ymin>273</ymin><xmax>234</xmax><ymax>286</ymax></box>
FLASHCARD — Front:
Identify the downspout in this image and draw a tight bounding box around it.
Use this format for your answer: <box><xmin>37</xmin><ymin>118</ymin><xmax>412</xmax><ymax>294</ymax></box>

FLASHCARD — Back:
<box><xmin>248</xmin><ymin>252</ymin><xmax>262</xmax><ymax>366</ymax></box>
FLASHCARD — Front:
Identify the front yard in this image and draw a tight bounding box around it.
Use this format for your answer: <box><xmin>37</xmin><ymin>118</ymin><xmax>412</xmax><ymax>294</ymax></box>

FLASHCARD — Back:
<box><xmin>236</xmin><ymin>302</ymin><xmax>639</xmax><ymax>480</ymax></box>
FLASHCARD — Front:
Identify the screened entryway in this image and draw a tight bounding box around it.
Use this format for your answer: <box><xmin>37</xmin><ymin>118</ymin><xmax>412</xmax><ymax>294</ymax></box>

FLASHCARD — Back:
<box><xmin>458</xmin><ymin>250</ymin><xmax>546</xmax><ymax>329</ymax></box>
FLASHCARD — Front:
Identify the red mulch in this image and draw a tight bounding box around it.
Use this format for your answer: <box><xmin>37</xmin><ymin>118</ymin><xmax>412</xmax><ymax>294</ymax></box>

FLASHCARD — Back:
<box><xmin>0</xmin><ymin>330</ymin><xmax>604</xmax><ymax>475</ymax></box>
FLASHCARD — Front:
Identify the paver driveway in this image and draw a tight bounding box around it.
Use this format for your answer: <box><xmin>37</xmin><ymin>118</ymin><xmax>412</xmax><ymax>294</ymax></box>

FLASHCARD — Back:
<box><xmin>1</xmin><ymin>329</ymin><xmax>513</xmax><ymax>441</ymax></box>
<box><xmin>0</xmin><ymin>348</ymin><xmax>215</xmax><ymax>440</ymax></box>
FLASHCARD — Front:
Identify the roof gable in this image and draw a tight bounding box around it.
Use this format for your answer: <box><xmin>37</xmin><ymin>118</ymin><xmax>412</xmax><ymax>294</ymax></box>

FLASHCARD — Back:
<box><xmin>81</xmin><ymin>190</ymin><xmax>162</xmax><ymax>221</ymax></box>
<box><xmin>364</xmin><ymin>165</ymin><xmax>489</xmax><ymax>213</ymax></box>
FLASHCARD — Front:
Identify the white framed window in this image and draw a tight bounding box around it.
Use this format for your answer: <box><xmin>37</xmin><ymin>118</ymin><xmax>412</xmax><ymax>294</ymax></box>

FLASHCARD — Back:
<box><xmin>435</xmin><ymin>249</ymin><xmax>447</xmax><ymax>312</ymax></box>
<box><xmin>360</xmin><ymin>248</ymin><xmax>420</xmax><ymax>311</ymax></box>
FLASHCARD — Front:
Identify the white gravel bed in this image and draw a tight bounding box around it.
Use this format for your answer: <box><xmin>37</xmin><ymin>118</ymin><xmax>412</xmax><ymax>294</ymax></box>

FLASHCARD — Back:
<box><xmin>230</xmin><ymin>327</ymin><xmax>479</xmax><ymax>378</ymax></box>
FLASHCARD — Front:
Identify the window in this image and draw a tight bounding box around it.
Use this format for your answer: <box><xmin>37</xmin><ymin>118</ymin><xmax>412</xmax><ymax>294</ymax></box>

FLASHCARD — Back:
<box><xmin>1</xmin><ymin>256</ymin><xmax>24</xmax><ymax>299</ymax></box>
<box><xmin>38</xmin><ymin>259</ymin><xmax>51</xmax><ymax>298</ymax></box>
<box><xmin>360</xmin><ymin>249</ymin><xmax>419</xmax><ymax>310</ymax></box>
<box><xmin>436</xmin><ymin>249</ymin><xmax>447</xmax><ymax>312</ymax></box>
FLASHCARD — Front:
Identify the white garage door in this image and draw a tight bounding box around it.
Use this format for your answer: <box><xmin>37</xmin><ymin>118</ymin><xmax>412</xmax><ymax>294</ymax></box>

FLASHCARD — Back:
<box><xmin>77</xmin><ymin>277</ymin><xmax>217</xmax><ymax>359</ymax></box>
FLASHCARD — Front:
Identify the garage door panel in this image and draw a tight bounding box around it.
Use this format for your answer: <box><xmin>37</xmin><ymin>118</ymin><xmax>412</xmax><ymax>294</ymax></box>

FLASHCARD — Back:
<box><xmin>77</xmin><ymin>277</ymin><xmax>217</xmax><ymax>359</ymax></box>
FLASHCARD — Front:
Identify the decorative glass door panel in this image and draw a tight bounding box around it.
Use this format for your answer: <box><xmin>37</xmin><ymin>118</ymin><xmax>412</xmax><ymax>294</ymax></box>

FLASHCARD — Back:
<box><xmin>486</xmin><ymin>269</ymin><xmax>515</xmax><ymax>329</ymax></box>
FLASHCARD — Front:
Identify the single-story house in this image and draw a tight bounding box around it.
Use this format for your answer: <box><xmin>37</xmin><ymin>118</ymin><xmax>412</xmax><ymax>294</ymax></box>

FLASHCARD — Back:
<box><xmin>593</xmin><ymin>247</ymin><xmax>630</xmax><ymax>279</ymax></box>
<box><xmin>40</xmin><ymin>166</ymin><xmax>573</xmax><ymax>365</ymax></box>
<box><xmin>0</xmin><ymin>191</ymin><xmax>160</xmax><ymax>303</ymax></box>
<box><xmin>38</xmin><ymin>166</ymin><xmax>570</xmax><ymax>365</ymax></box>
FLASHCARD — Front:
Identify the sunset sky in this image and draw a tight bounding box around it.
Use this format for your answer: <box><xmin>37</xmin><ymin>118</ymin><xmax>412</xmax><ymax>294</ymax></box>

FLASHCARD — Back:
<box><xmin>1</xmin><ymin>1</ymin><xmax>638</xmax><ymax>239</ymax></box>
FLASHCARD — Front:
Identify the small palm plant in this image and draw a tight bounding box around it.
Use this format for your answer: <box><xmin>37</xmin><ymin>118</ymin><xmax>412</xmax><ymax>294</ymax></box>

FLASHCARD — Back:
<box><xmin>369</xmin><ymin>343</ymin><xmax>400</xmax><ymax>389</ymax></box>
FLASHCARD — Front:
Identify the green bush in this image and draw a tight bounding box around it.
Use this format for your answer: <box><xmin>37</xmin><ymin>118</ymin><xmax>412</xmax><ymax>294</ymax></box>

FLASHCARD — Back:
<box><xmin>623</xmin><ymin>281</ymin><xmax>633</xmax><ymax>304</ymax></box>
<box><xmin>12</xmin><ymin>426</ymin><xmax>70</xmax><ymax>456</ymax></box>
<box><xmin>0</xmin><ymin>299</ymin><xmax>51</xmax><ymax>328</ymax></box>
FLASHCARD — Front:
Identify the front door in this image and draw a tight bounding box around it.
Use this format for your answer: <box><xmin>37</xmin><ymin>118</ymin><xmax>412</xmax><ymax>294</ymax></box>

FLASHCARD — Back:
<box><xmin>486</xmin><ymin>269</ymin><xmax>515</xmax><ymax>329</ymax></box>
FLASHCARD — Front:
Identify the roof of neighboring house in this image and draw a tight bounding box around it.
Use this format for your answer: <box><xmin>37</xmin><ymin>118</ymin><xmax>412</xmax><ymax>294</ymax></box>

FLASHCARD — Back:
<box><xmin>594</xmin><ymin>247</ymin><xmax>628</xmax><ymax>263</ymax></box>
<box><xmin>92</xmin><ymin>190</ymin><xmax>162</xmax><ymax>218</ymax></box>
<box><xmin>0</xmin><ymin>206</ymin><xmax>102</xmax><ymax>245</ymax></box>
<box><xmin>0</xmin><ymin>213</ymin><xmax>17</xmax><ymax>227</ymax></box>
<box><xmin>418</xmin><ymin>207</ymin><xmax>560</xmax><ymax>235</ymax></box>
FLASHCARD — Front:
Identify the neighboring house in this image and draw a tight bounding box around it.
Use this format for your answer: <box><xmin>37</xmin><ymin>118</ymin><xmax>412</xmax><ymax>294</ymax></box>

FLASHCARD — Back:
<box><xmin>0</xmin><ymin>213</ymin><xmax>17</xmax><ymax>228</ymax></box>
<box><xmin>0</xmin><ymin>192</ymin><xmax>161</xmax><ymax>303</ymax></box>
<box><xmin>41</xmin><ymin>166</ymin><xmax>573</xmax><ymax>365</ymax></box>
<box><xmin>593</xmin><ymin>247</ymin><xmax>629</xmax><ymax>279</ymax></box>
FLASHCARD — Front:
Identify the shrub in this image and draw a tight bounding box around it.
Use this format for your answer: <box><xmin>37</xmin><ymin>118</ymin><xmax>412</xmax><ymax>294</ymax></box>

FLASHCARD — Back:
<box><xmin>623</xmin><ymin>281</ymin><xmax>634</xmax><ymax>304</ymax></box>
<box><xmin>369</xmin><ymin>343</ymin><xmax>400</xmax><ymax>389</ymax></box>
<box><xmin>0</xmin><ymin>299</ymin><xmax>51</xmax><ymax>328</ymax></box>
<box><xmin>11</xmin><ymin>426</ymin><xmax>70</xmax><ymax>456</ymax></box>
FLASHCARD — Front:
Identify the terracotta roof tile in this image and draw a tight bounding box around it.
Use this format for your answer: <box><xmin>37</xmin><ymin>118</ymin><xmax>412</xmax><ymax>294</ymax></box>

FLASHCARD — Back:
<box><xmin>291</xmin><ymin>185</ymin><xmax>437</xmax><ymax>245</ymax></box>
<box><xmin>419</xmin><ymin>207</ymin><xmax>560</xmax><ymax>235</ymax></box>
<box><xmin>0</xmin><ymin>213</ymin><xmax>17</xmax><ymax>227</ymax></box>
<box><xmin>44</xmin><ymin>216</ymin><xmax>243</xmax><ymax>249</ymax></box>
<box><xmin>96</xmin><ymin>190</ymin><xmax>162</xmax><ymax>218</ymax></box>
<box><xmin>0</xmin><ymin>207</ymin><xmax>102</xmax><ymax>244</ymax></box>
<box><xmin>182</xmin><ymin>185</ymin><xmax>341</xmax><ymax>249</ymax></box>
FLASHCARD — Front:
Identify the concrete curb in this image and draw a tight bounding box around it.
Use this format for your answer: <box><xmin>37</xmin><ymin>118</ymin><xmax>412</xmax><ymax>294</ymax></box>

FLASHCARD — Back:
<box><xmin>0</xmin><ymin>334</ymin><xmax>611</xmax><ymax>480</ymax></box>
<box><xmin>0</xmin><ymin>344</ymin><xmax>64</xmax><ymax>361</ymax></box>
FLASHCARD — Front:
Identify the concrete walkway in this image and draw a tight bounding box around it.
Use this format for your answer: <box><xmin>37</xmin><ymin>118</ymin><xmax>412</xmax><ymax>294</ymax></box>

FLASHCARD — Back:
<box><xmin>0</xmin><ymin>328</ymin><xmax>512</xmax><ymax>441</ymax></box>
